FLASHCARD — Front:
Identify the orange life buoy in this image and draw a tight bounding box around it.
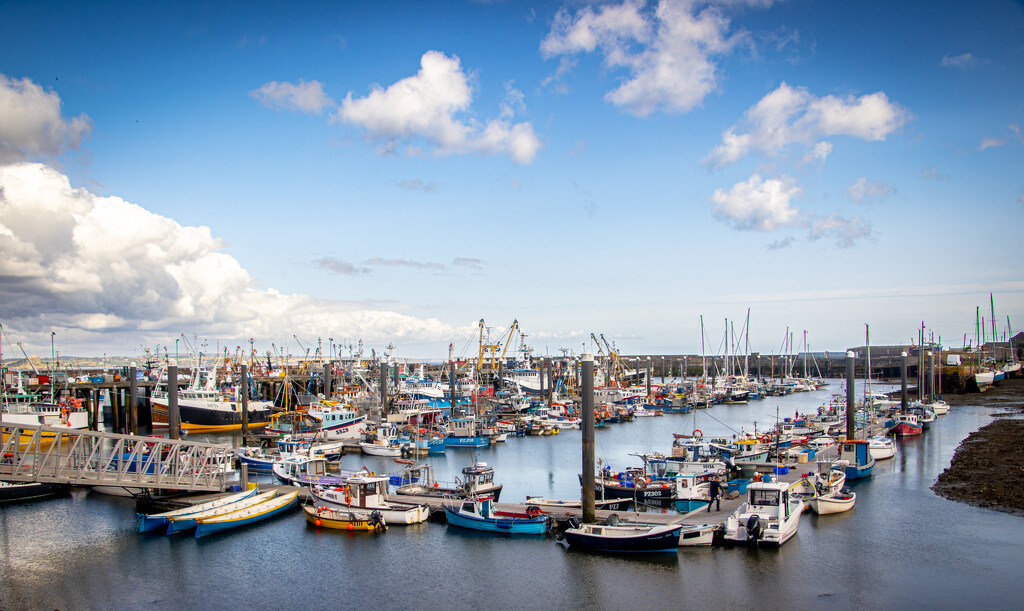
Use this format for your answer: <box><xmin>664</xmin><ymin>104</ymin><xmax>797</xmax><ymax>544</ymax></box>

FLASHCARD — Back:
<box><xmin>761</xmin><ymin>434</ymin><xmax>772</xmax><ymax>443</ymax></box>
<box><xmin>344</xmin><ymin>485</ymin><xmax>351</xmax><ymax>505</ymax></box>
<box><xmin>692</xmin><ymin>429</ymin><xmax>703</xmax><ymax>439</ymax></box>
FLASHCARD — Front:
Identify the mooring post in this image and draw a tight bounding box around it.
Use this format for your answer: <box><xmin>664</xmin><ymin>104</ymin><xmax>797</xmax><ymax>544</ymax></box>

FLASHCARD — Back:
<box><xmin>846</xmin><ymin>351</ymin><xmax>855</xmax><ymax>440</ymax></box>
<box><xmin>240</xmin><ymin>363</ymin><xmax>249</xmax><ymax>440</ymax></box>
<box><xmin>900</xmin><ymin>352</ymin><xmax>908</xmax><ymax>413</ymax></box>
<box><xmin>646</xmin><ymin>357</ymin><xmax>652</xmax><ymax>397</ymax></box>
<box><xmin>128</xmin><ymin>364</ymin><xmax>138</xmax><ymax>435</ymax></box>
<box><xmin>380</xmin><ymin>359</ymin><xmax>389</xmax><ymax>415</ymax></box>
<box><xmin>324</xmin><ymin>363</ymin><xmax>333</xmax><ymax>399</ymax></box>
<box><xmin>581</xmin><ymin>353</ymin><xmax>596</xmax><ymax>523</ymax></box>
<box><xmin>168</xmin><ymin>362</ymin><xmax>180</xmax><ymax>440</ymax></box>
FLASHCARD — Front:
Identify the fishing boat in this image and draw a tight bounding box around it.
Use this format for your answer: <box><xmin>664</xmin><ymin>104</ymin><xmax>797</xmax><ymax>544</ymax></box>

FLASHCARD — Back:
<box><xmin>305</xmin><ymin>401</ymin><xmax>367</xmax><ymax>440</ymax></box>
<box><xmin>194</xmin><ymin>490</ymin><xmax>299</xmax><ymax>538</ymax></box>
<box><xmin>358</xmin><ymin>440</ymin><xmax>406</xmax><ymax>457</ymax></box>
<box><xmin>835</xmin><ymin>439</ymin><xmax>875</xmax><ymax>481</ymax></box>
<box><xmin>167</xmin><ymin>490</ymin><xmax>280</xmax><ymax>534</ymax></box>
<box><xmin>150</xmin><ymin>359</ymin><xmax>274</xmax><ymax>433</ymax></box>
<box><xmin>0</xmin><ymin>481</ymin><xmax>69</xmax><ymax>504</ymax></box>
<box><xmin>138</xmin><ymin>488</ymin><xmax>258</xmax><ymax>533</ymax></box>
<box><xmin>723</xmin><ymin>481</ymin><xmax>803</xmax><ymax>546</ymax></box>
<box><xmin>272</xmin><ymin>455</ymin><xmax>361</xmax><ymax>487</ymax></box>
<box><xmin>443</xmin><ymin>495</ymin><xmax>552</xmax><ymax>535</ymax></box>
<box><xmin>586</xmin><ymin>467</ymin><xmax>676</xmax><ymax>507</ymax></box>
<box><xmin>560</xmin><ymin>516</ymin><xmax>681</xmax><ymax>553</ymax></box>
<box><xmin>301</xmin><ymin>503</ymin><xmax>386</xmax><ymax>532</ymax></box>
<box><xmin>867</xmin><ymin>435</ymin><xmax>897</xmax><ymax>460</ymax></box>
<box><xmin>393</xmin><ymin>462</ymin><xmax>503</xmax><ymax>501</ymax></box>
<box><xmin>808</xmin><ymin>489</ymin><xmax>856</xmax><ymax>515</ymax></box>
<box><xmin>889</xmin><ymin>413</ymin><xmax>923</xmax><ymax>437</ymax></box>
<box><xmin>310</xmin><ymin>475</ymin><xmax>429</xmax><ymax>525</ymax></box>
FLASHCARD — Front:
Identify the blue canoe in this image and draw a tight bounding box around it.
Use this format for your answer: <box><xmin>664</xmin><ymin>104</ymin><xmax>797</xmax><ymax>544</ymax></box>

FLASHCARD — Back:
<box><xmin>167</xmin><ymin>490</ymin><xmax>279</xmax><ymax>534</ymax></box>
<box><xmin>194</xmin><ymin>490</ymin><xmax>299</xmax><ymax>538</ymax></box>
<box><xmin>139</xmin><ymin>488</ymin><xmax>258</xmax><ymax>533</ymax></box>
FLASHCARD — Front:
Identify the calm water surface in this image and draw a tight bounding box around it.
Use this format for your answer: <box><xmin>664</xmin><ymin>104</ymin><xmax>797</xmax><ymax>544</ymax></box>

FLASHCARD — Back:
<box><xmin>2</xmin><ymin>380</ymin><xmax>1023</xmax><ymax>609</ymax></box>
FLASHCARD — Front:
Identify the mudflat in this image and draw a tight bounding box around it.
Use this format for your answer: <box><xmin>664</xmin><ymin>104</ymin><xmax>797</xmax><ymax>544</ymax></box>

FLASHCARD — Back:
<box><xmin>932</xmin><ymin>376</ymin><xmax>1024</xmax><ymax>516</ymax></box>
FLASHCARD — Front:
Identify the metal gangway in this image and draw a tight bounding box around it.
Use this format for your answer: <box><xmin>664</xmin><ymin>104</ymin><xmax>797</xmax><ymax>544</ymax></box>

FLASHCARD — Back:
<box><xmin>1</xmin><ymin>423</ymin><xmax>234</xmax><ymax>493</ymax></box>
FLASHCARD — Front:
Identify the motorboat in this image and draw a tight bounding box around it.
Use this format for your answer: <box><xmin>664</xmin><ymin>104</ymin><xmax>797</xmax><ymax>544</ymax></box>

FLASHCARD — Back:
<box><xmin>311</xmin><ymin>475</ymin><xmax>429</xmax><ymax>525</ymax></box>
<box><xmin>301</xmin><ymin>503</ymin><xmax>386</xmax><ymax>532</ymax></box>
<box><xmin>393</xmin><ymin>462</ymin><xmax>503</xmax><ymax>501</ymax></box>
<box><xmin>808</xmin><ymin>489</ymin><xmax>856</xmax><ymax>515</ymax></box>
<box><xmin>867</xmin><ymin>435</ymin><xmax>897</xmax><ymax>460</ymax></box>
<box><xmin>443</xmin><ymin>495</ymin><xmax>551</xmax><ymax>535</ymax></box>
<box><xmin>723</xmin><ymin>481</ymin><xmax>803</xmax><ymax>546</ymax></box>
<box><xmin>560</xmin><ymin>516</ymin><xmax>680</xmax><ymax>553</ymax></box>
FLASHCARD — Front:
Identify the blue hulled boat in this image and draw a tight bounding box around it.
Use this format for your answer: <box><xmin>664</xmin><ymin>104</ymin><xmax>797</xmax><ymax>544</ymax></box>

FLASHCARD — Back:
<box><xmin>194</xmin><ymin>490</ymin><xmax>299</xmax><ymax>538</ymax></box>
<box><xmin>139</xmin><ymin>488</ymin><xmax>258</xmax><ymax>533</ymax></box>
<box><xmin>835</xmin><ymin>439</ymin><xmax>875</xmax><ymax>481</ymax></box>
<box><xmin>443</xmin><ymin>496</ymin><xmax>551</xmax><ymax>534</ymax></box>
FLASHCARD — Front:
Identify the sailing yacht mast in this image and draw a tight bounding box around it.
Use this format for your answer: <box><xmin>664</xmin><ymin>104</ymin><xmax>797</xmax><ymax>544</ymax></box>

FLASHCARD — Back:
<box><xmin>865</xmin><ymin>323</ymin><xmax>871</xmax><ymax>404</ymax></box>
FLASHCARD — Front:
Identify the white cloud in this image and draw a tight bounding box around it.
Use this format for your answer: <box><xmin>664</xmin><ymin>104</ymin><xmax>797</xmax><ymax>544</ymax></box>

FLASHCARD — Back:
<box><xmin>807</xmin><ymin>213</ymin><xmax>872</xmax><ymax>248</ymax></box>
<box><xmin>978</xmin><ymin>124</ymin><xmax>1022</xmax><ymax>150</ymax></box>
<box><xmin>941</xmin><ymin>52</ymin><xmax>984</xmax><ymax>69</ymax></box>
<box><xmin>0</xmin><ymin>162</ymin><xmax>465</xmax><ymax>350</ymax></box>
<box><xmin>920</xmin><ymin>165</ymin><xmax>950</xmax><ymax>181</ymax></box>
<box><xmin>705</xmin><ymin>82</ymin><xmax>908</xmax><ymax>167</ymax></box>
<box><xmin>0</xmin><ymin>74</ymin><xmax>92</xmax><ymax>163</ymax></box>
<box><xmin>249</xmin><ymin>79</ymin><xmax>333</xmax><ymax>114</ymax></box>
<box><xmin>846</xmin><ymin>177</ymin><xmax>894</xmax><ymax>204</ymax></box>
<box><xmin>711</xmin><ymin>174</ymin><xmax>802</xmax><ymax>231</ymax></box>
<box><xmin>335</xmin><ymin>51</ymin><xmax>541</xmax><ymax>164</ymax></box>
<box><xmin>540</xmin><ymin>0</ymin><xmax>739</xmax><ymax>116</ymax></box>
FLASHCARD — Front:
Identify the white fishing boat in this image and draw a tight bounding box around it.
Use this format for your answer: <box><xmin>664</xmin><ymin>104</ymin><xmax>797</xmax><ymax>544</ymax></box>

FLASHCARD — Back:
<box><xmin>868</xmin><ymin>435</ymin><xmax>897</xmax><ymax>460</ymax></box>
<box><xmin>808</xmin><ymin>489</ymin><xmax>856</xmax><ymax>515</ymax></box>
<box><xmin>310</xmin><ymin>475</ymin><xmax>429</xmax><ymax>525</ymax></box>
<box><xmin>723</xmin><ymin>481</ymin><xmax>803</xmax><ymax>546</ymax></box>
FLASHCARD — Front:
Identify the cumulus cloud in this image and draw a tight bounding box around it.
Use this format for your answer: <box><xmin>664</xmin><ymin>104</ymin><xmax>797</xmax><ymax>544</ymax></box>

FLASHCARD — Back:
<box><xmin>807</xmin><ymin>213</ymin><xmax>872</xmax><ymax>248</ymax></box>
<box><xmin>711</xmin><ymin>174</ymin><xmax>802</xmax><ymax>231</ymax></box>
<box><xmin>334</xmin><ymin>51</ymin><xmax>541</xmax><ymax>164</ymax></box>
<box><xmin>540</xmin><ymin>0</ymin><xmax>741</xmax><ymax>116</ymax></box>
<box><xmin>846</xmin><ymin>177</ymin><xmax>894</xmax><ymax>204</ymax></box>
<box><xmin>941</xmin><ymin>52</ymin><xmax>984</xmax><ymax>69</ymax></box>
<box><xmin>249</xmin><ymin>79</ymin><xmax>333</xmax><ymax>114</ymax></box>
<box><xmin>0</xmin><ymin>162</ymin><xmax>464</xmax><ymax>350</ymax></box>
<box><xmin>705</xmin><ymin>82</ymin><xmax>908</xmax><ymax>167</ymax></box>
<box><xmin>0</xmin><ymin>74</ymin><xmax>92</xmax><ymax>163</ymax></box>
<box><xmin>978</xmin><ymin>124</ymin><xmax>1022</xmax><ymax>150</ymax></box>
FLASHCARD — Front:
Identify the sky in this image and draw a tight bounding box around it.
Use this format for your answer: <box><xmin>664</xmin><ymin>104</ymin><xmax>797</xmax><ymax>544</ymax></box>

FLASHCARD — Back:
<box><xmin>0</xmin><ymin>0</ymin><xmax>1022</xmax><ymax>363</ymax></box>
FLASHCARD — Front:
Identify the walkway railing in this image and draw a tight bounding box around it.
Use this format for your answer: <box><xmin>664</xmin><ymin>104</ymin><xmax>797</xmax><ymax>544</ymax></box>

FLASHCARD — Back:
<box><xmin>1</xmin><ymin>424</ymin><xmax>233</xmax><ymax>492</ymax></box>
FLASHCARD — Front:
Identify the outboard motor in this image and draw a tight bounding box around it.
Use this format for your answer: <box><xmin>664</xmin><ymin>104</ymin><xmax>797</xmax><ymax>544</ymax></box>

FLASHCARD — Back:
<box><xmin>746</xmin><ymin>514</ymin><xmax>763</xmax><ymax>543</ymax></box>
<box><xmin>565</xmin><ymin>516</ymin><xmax>581</xmax><ymax>530</ymax></box>
<box><xmin>369</xmin><ymin>510</ymin><xmax>386</xmax><ymax>532</ymax></box>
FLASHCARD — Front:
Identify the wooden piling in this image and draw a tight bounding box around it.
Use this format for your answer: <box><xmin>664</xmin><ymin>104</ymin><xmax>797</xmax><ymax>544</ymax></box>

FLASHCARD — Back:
<box><xmin>581</xmin><ymin>353</ymin><xmax>596</xmax><ymax>523</ymax></box>
<box><xmin>168</xmin><ymin>364</ymin><xmax>179</xmax><ymax>440</ymax></box>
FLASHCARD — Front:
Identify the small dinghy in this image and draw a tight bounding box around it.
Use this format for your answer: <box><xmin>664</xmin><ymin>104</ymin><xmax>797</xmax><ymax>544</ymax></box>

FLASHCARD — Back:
<box><xmin>808</xmin><ymin>489</ymin><xmax>856</xmax><ymax>515</ymax></box>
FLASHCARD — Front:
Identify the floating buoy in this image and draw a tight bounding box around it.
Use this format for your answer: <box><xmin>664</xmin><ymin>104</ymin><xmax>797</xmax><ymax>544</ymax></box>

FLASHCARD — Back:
<box><xmin>347</xmin><ymin>523</ymin><xmax>354</xmax><ymax>531</ymax></box>
<box><xmin>314</xmin><ymin>519</ymin><xmax>322</xmax><ymax>527</ymax></box>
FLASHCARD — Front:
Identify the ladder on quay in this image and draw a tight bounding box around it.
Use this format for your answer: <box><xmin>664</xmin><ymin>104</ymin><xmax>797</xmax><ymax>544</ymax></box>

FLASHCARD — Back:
<box><xmin>1</xmin><ymin>423</ymin><xmax>233</xmax><ymax>493</ymax></box>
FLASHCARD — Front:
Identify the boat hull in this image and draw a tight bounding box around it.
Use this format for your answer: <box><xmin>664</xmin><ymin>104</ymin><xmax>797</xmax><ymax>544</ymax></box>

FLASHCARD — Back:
<box><xmin>444</xmin><ymin>507</ymin><xmax>551</xmax><ymax>534</ymax></box>
<box><xmin>562</xmin><ymin>524</ymin><xmax>682</xmax><ymax>553</ymax></box>
<box><xmin>890</xmin><ymin>422</ymin><xmax>923</xmax><ymax>437</ymax></box>
<box><xmin>0</xmin><ymin>481</ymin><xmax>69</xmax><ymax>504</ymax></box>
<box><xmin>195</xmin><ymin>491</ymin><xmax>299</xmax><ymax>538</ymax></box>
<box><xmin>302</xmin><ymin>503</ymin><xmax>386</xmax><ymax>532</ymax></box>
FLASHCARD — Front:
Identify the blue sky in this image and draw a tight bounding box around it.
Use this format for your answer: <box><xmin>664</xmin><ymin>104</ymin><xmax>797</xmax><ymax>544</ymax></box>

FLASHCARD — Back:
<box><xmin>0</xmin><ymin>0</ymin><xmax>1021</xmax><ymax>361</ymax></box>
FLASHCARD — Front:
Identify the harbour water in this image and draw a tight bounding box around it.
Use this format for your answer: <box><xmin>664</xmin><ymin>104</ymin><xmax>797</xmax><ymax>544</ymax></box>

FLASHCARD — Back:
<box><xmin>3</xmin><ymin>380</ymin><xmax>1023</xmax><ymax>609</ymax></box>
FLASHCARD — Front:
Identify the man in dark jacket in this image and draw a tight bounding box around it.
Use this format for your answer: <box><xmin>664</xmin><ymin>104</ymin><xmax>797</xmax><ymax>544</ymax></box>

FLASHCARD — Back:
<box><xmin>707</xmin><ymin>476</ymin><xmax>724</xmax><ymax>512</ymax></box>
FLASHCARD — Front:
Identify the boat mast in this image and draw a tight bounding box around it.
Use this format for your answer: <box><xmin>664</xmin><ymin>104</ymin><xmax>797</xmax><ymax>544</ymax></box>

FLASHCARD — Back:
<box><xmin>865</xmin><ymin>323</ymin><xmax>871</xmax><ymax>403</ymax></box>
